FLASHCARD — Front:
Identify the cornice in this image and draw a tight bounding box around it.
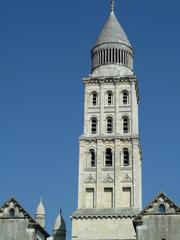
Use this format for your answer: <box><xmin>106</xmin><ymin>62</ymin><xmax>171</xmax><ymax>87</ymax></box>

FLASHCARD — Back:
<box><xmin>71</xmin><ymin>214</ymin><xmax>137</xmax><ymax>220</ymax></box>
<box><xmin>83</xmin><ymin>76</ymin><xmax>137</xmax><ymax>85</ymax></box>
<box><xmin>79</xmin><ymin>135</ymin><xmax>139</xmax><ymax>143</ymax></box>
<box><xmin>83</xmin><ymin>75</ymin><xmax>139</xmax><ymax>102</ymax></box>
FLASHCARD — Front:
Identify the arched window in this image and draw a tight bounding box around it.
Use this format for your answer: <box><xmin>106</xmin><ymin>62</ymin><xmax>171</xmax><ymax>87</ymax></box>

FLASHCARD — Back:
<box><xmin>105</xmin><ymin>148</ymin><xmax>112</xmax><ymax>167</ymax></box>
<box><xmin>91</xmin><ymin>118</ymin><xmax>97</xmax><ymax>134</ymax></box>
<box><xmin>123</xmin><ymin>148</ymin><xmax>129</xmax><ymax>166</ymax></box>
<box><xmin>9</xmin><ymin>209</ymin><xmax>15</xmax><ymax>217</ymax></box>
<box><xmin>90</xmin><ymin>149</ymin><xmax>96</xmax><ymax>167</ymax></box>
<box><xmin>122</xmin><ymin>90</ymin><xmax>129</xmax><ymax>105</ymax></box>
<box><xmin>123</xmin><ymin>116</ymin><xmax>129</xmax><ymax>133</ymax></box>
<box><xmin>159</xmin><ymin>204</ymin><xmax>166</xmax><ymax>213</ymax></box>
<box><xmin>107</xmin><ymin>91</ymin><xmax>113</xmax><ymax>105</ymax></box>
<box><xmin>92</xmin><ymin>92</ymin><xmax>98</xmax><ymax>106</ymax></box>
<box><xmin>107</xmin><ymin>117</ymin><xmax>113</xmax><ymax>133</ymax></box>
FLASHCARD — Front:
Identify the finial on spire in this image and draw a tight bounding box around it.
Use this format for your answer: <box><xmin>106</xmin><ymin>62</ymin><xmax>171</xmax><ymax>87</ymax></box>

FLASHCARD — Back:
<box><xmin>111</xmin><ymin>0</ymin><xmax>115</xmax><ymax>12</ymax></box>
<box><xmin>60</xmin><ymin>208</ymin><xmax>62</xmax><ymax>215</ymax></box>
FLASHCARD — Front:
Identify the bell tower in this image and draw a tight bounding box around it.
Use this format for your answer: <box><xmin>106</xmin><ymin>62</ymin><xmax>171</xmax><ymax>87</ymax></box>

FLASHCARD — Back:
<box><xmin>72</xmin><ymin>2</ymin><xmax>142</xmax><ymax>239</ymax></box>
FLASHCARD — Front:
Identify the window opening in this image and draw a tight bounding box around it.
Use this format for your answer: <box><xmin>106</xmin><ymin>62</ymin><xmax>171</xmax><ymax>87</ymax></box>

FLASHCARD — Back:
<box><xmin>116</xmin><ymin>49</ymin><xmax>118</xmax><ymax>63</ymax></box>
<box><xmin>103</xmin><ymin>49</ymin><xmax>105</xmax><ymax>64</ymax></box>
<box><xmin>98</xmin><ymin>51</ymin><xmax>100</xmax><ymax>65</ymax></box>
<box><xmin>123</xmin><ymin>117</ymin><xmax>129</xmax><ymax>133</ymax></box>
<box><xmin>92</xmin><ymin>92</ymin><xmax>98</xmax><ymax>106</ymax></box>
<box><xmin>159</xmin><ymin>204</ymin><xmax>166</xmax><ymax>213</ymax></box>
<box><xmin>9</xmin><ymin>209</ymin><xmax>15</xmax><ymax>217</ymax></box>
<box><xmin>105</xmin><ymin>148</ymin><xmax>112</xmax><ymax>167</ymax></box>
<box><xmin>123</xmin><ymin>148</ymin><xmax>129</xmax><ymax>166</ymax></box>
<box><xmin>107</xmin><ymin>92</ymin><xmax>113</xmax><ymax>105</ymax></box>
<box><xmin>91</xmin><ymin>118</ymin><xmax>97</xmax><ymax>134</ymax></box>
<box><xmin>123</xmin><ymin>91</ymin><xmax>129</xmax><ymax>104</ymax></box>
<box><xmin>109</xmin><ymin>49</ymin><xmax>111</xmax><ymax>63</ymax></box>
<box><xmin>107</xmin><ymin>117</ymin><xmax>113</xmax><ymax>133</ymax></box>
<box><xmin>90</xmin><ymin>149</ymin><xmax>96</xmax><ymax>167</ymax></box>
<box><xmin>106</xmin><ymin>49</ymin><xmax>108</xmax><ymax>63</ymax></box>
<box><xmin>121</xmin><ymin>50</ymin><xmax>124</xmax><ymax>64</ymax></box>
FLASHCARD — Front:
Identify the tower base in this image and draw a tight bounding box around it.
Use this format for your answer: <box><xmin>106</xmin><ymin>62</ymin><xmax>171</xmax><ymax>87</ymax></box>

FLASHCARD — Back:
<box><xmin>72</xmin><ymin>209</ymin><xmax>138</xmax><ymax>240</ymax></box>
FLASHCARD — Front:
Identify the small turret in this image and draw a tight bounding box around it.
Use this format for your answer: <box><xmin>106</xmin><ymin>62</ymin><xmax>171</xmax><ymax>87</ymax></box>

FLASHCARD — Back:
<box><xmin>35</xmin><ymin>198</ymin><xmax>45</xmax><ymax>228</ymax></box>
<box><xmin>53</xmin><ymin>209</ymin><xmax>66</xmax><ymax>240</ymax></box>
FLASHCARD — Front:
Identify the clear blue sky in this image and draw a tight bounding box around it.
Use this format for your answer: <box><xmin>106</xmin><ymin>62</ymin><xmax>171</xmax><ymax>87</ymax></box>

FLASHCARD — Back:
<box><xmin>0</xmin><ymin>0</ymin><xmax>180</xmax><ymax>239</ymax></box>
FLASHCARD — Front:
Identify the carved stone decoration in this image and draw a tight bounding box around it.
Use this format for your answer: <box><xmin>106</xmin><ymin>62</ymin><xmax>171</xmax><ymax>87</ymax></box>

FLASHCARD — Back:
<box><xmin>133</xmin><ymin>193</ymin><xmax>180</xmax><ymax>224</ymax></box>
<box><xmin>145</xmin><ymin>194</ymin><xmax>179</xmax><ymax>214</ymax></box>
<box><xmin>103</xmin><ymin>174</ymin><xmax>114</xmax><ymax>183</ymax></box>
<box><xmin>0</xmin><ymin>198</ymin><xmax>36</xmax><ymax>222</ymax></box>
<box><xmin>84</xmin><ymin>174</ymin><xmax>96</xmax><ymax>184</ymax></box>
<box><xmin>121</xmin><ymin>174</ymin><xmax>132</xmax><ymax>183</ymax></box>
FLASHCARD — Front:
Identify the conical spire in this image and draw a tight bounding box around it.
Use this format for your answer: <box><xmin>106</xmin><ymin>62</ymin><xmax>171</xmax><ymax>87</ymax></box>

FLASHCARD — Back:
<box><xmin>35</xmin><ymin>197</ymin><xmax>45</xmax><ymax>228</ymax></box>
<box><xmin>53</xmin><ymin>209</ymin><xmax>66</xmax><ymax>240</ymax></box>
<box><xmin>91</xmin><ymin>4</ymin><xmax>134</xmax><ymax>77</ymax></box>
<box><xmin>36</xmin><ymin>197</ymin><xmax>45</xmax><ymax>215</ymax></box>
<box><xmin>95</xmin><ymin>11</ymin><xmax>131</xmax><ymax>47</ymax></box>
<box><xmin>53</xmin><ymin>209</ymin><xmax>66</xmax><ymax>231</ymax></box>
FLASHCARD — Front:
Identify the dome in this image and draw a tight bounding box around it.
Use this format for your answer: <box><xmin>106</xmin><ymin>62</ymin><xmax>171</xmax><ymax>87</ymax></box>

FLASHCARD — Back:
<box><xmin>36</xmin><ymin>198</ymin><xmax>45</xmax><ymax>216</ymax></box>
<box><xmin>53</xmin><ymin>211</ymin><xmax>66</xmax><ymax>231</ymax></box>
<box><xmin>94</xmin><ymin>11</ymin><xmax>131</xmax><ymax>48</ymax></box>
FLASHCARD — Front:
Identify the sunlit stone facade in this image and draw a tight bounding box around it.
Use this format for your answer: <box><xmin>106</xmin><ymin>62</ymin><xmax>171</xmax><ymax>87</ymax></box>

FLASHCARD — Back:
<box><xmin>71</xmin><ymin>7</ymin><xmax>142</xmax><ymax>240</ymax></box>
<box><xmin>71</xmin><ymin>3</ymin><xmax>180</xmax><ymax>240</ymax></box>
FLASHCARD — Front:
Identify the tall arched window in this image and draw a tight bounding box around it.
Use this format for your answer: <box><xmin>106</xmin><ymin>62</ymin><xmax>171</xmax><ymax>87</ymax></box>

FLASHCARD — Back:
<box><xmin>91</xmin><ymin>117</ymin><xmax>97</xmax><ymax>134</ymax></box>
<box><xmin>90</xmin><ymin>149</ymin><xmax>96</xmax><ymax>167</ymax></box>
<box><xmin>123</xmin><ymin>116</ymin><xmax>129</xmax><ymax>133</ymax></box>
<box><xmin>105</xmin><ymin>148</ymin><xmax>112</xmax><ymax>167</ymax></box>
<box><xmin>92</xmin><ymin>92</ymin><xmax>98</xmax><ymax>106</ymax></box>
<box><xmin>107</xmin><ymin>117</ymin><xmax>113</xmax><ymax>133</ymax></box>
<box><xmin>123</xmin><ymin>148</ymin><xmax>129</xmax><ymax>166</ymax></box>
<box><xmin>107</xmin><ymin>91</ymin><xmax>113</xmax><ymax>105</ymax></box>
<box><xmin>122</xmin><ymin>90</ymin><xmax>129</xmax><ymax>105</ymax></box>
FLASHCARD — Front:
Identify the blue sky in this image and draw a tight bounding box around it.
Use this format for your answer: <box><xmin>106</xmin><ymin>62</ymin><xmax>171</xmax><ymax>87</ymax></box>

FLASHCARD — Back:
<box><xmin>0</xmin><ymin>0</ymin><xmax>180</xmax><ymax>239</ymax></box>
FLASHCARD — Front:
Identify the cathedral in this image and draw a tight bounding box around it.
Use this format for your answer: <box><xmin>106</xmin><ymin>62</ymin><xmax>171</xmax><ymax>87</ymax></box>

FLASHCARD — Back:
<box><xmin>0</xmin><ymin>1</ymin><xmax>180</xmax><ymax>240</ymax></box>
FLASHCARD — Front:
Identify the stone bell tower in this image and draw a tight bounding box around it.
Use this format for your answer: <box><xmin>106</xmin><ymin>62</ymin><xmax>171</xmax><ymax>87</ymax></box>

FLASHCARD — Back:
<box><xmin>72</xmin><ymin>1</ymin><xmax>142</xmax><ymax>239</ymax></box>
